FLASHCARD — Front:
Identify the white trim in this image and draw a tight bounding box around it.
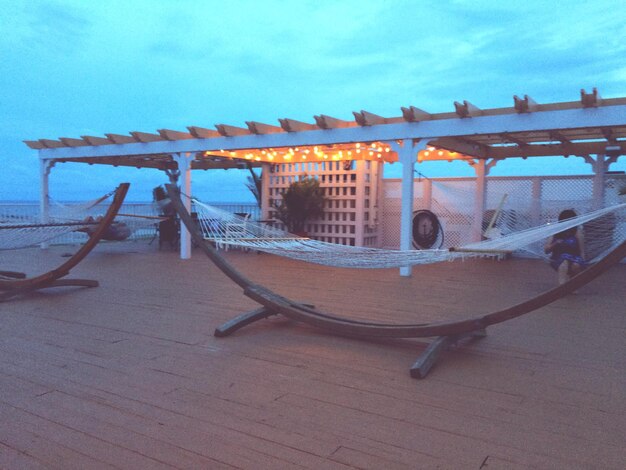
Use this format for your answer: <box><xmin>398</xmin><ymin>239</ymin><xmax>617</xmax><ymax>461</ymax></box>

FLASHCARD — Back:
<box><xmin>37</xmin><ymin>105</ymin><xmax>626</xmax><ymax>161</ymax></box>
<box><xmin>173</xmin><ymin>153</ymin><xmax>193</xmax><ymax>259</ymax></box>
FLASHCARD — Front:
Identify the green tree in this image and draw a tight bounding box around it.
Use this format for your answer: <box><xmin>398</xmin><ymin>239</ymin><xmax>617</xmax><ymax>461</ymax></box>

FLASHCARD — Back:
<box><xmin>274</xmin><ymin>177</ymin><xmax>325</xmax><ymax>234</ymax></box>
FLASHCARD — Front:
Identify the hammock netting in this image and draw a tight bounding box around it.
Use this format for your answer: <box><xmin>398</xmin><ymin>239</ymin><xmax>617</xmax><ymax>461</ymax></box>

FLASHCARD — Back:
<box><xmin>191</xmin><ymin>197</ymin><xmax>626</xmax><ymax>269</ymax></box>
<box><xmin>0</xmin><ymin>191</ymin><xmax>164</xmax><ymax>251</ymax></box>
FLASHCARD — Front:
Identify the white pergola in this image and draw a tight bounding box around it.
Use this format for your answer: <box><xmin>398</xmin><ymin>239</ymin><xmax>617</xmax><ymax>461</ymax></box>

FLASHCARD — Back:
<box><xmin>25</xmin><ymin>88</ymin><xmax>626</xmax><ymax>276</ymax></box>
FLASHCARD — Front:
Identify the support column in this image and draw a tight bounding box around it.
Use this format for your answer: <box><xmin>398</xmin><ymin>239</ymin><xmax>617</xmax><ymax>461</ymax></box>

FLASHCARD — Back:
<box><xmin>260</xmin><ymin>163</ymin><xmax>271</xmax><ymax>221</ymax></box>
<box><xmin>389</xmin><ymin>139</ymin><xmax>430</xmax><ymax>277</ymax></box>
<box><xmin>581</xmin><ymin>154</ymin><xmax>618</xmax><ymax>209</ymax></box>
<box><xmin>39</xmin><ymin>158</ymin><xmax>54</xmax><ymax>249</ymax></box>
<box><xmin>172</xmin><ymin>152</ymin><xmax>194</xmax><ymax>259</ymax></box>
<box><xmin>469</xmin><ymin>159</ymin><xmax>498</xmax><ymax>242</ymax></box>
<box><xmin>354</xmin><ymin>160</ymin><xmax>366</xmax><ymax>246</ymax></box>
<box><xmin>530</xmin><ymin>177</ymin><xmax>542</xmax><ymax>227</ymax></box>
<box><xmin>423</xmin><ymin>177</ymin><xmax>432</xmax><ymax>211</ymax></box>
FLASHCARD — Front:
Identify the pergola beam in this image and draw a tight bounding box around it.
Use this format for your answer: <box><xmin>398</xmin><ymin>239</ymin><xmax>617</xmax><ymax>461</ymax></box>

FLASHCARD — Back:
<box><xmin>246</xmin><ymin>121</ymin><xmax>283</xmax><ymax>135</ymax></box>
<box><xmin>33</xmin><ymin>103</ymin><xmax>626</xmax><ymax>162</ymax></box>
<box><xmin>81</xmin><ymin>135</ymin><xmax>111</xmax><ymax>146</ymax></box>
<box><xmin>500</xmin><ymin>132</ymin><xmax>530</xmax><ymax>147</ymax></box>
<box><xmin>431</xmin><ymin>137</ymin><xmax>487</xmax><ymax>158</ymax></box>
<box><xmin>59</xmin><ymin>137</ymin><xmax>88</xmax><ymax>147</ymax></box>
<box><xmin>39</xmin><ymin>139</ymin><xmax>65</xmax><ymax>148</ymax></box>
<box><xmin>278</xmin><ymin>118</ymin><xmax>318</xmax><ymax>132</ymax></box>
<box><xmin>158</xmin><ymin>129</ymin><xmax>194</xmax><ymax>141</ymax></box>
<box><xmin>488</xmin><ymin>141</ymin><xmax>626</xmax><ymax>159</ymax></box>
<box><xmin>187</xmin><ymin>126</ymin><xmax>221</xmax><ymax>138</ymax></box>
<box><xmin>401</xmin><ymin>106</ymin><xmax>432</xmax><ymax>122</ymax></box>
<box><xmin>549</xmin><ymin>131</ymin><xmax>572</xmax><ymax>145</ymax></box>
<box><xmin>454</xmin><ymin>100</ymin><xmax>482</xmax><ymax>118</ymax></box>
<box><xmin>313</xmin><ymin>114</ymin><xmax>353</xmax><ymax>129</ymax></box>
<box><xmin>130</xmin><ymin>131</ymin><xmax>165</xmax><ymax>143</ymax></box>
<box><xmin>581</xmin><ymin>87</ymin><xmax>602</xmax><ymax>108</ymax></box>
<box><xmin>513</xmin><ymin>95</ymin><xmax>539</xmax><ymax>113</ymax></box>
<box><xmin>105</xmin><ymin>133</ymin><xmax>135</xmax><ymax>144</ymax></box>
<box><xmin>353</xmin><ymin>110</ymin><xmax>387</xmax><ymax>126</ymax></box>
<box><xmin>215</xmin><ymin>124</ymin><xmax>250</xmax><ymax>137</ymax></box>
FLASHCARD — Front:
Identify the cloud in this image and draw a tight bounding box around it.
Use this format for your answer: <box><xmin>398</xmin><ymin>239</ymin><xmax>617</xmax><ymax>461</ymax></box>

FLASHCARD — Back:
<box><xmin>1</xmin><ymin>0</ymin><xmax>625</xmax><ymax>201</ymax></box>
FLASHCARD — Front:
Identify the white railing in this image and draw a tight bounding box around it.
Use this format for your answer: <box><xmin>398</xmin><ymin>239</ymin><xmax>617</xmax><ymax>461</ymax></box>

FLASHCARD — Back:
<box><xmin>0</xmin><ymin>201</ymin><xmax>260</xmax><ymax>246</ymax></box>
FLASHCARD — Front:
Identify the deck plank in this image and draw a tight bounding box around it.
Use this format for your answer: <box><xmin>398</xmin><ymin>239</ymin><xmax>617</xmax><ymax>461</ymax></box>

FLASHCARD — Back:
<box><xmin>1</xmin><ymin>242</ymin><xmax>624</xmax><ymax>469</ymax></box>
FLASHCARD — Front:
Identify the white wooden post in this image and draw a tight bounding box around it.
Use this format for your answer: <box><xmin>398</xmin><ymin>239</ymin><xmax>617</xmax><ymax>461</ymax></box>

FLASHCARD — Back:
<box><xmin>389</xmin><ymin>139</ymin><xmax>429</xmax><ymax>277</ymax></box>
<box><xmin>469</xmin><ymin>159</ymin><xmax>497</xmax><ymax>242</ymax></box>
<box><xmin>173</xmin><ymin>152</ymin><xmax>193</xmax><ymax>259</ymax></box>
<box><xmin>354</xmin><ymin>160</ymin><xmax>366</xmax><ymax>246</ymax></box>
<box><xmin>471</xmin><ymin>160</ymin><xmax>487</xmax><ymax>242</ymax></box>
<box><xmin>423</xmin><ymin>177</ymin><xmax>432</xmax><ymax>211</ymax></box>
<box><xmin>592</xmin><ymin>154</ymin><xmax>606</xmax><ymax>210</ymax></box>
<box><xmin>531</xmin><ymin>177</ymin><xmax>542</xmax><ymax>227</ymax></box>
<box><xmin>39</xmin><ymin>158</ymin><xmax>54</xmax><ymax>249</ymax></box>
<box><xmin>581</xmin><ymin>153</ymin><xmax>618</xmax><ymax>209</ymax></box>
<box><xmin>260</xmin><ymin>163</ymin><xmax>271</xmax><ymax>221</ymax></box>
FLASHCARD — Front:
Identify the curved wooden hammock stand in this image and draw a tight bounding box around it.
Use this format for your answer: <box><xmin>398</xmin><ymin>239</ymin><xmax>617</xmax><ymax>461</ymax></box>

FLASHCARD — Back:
<box><xmin>166</xmin><ymin>185</ymin><xmax>626</xmax><ymax>378</ymax></box>
<box><xmin>0</xmin><ymin>183</ymin><xmax>130</xmax><ymax>301</ymax></box>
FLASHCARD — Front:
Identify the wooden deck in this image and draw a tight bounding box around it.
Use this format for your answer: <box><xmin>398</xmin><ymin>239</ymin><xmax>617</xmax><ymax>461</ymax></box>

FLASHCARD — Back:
<box><xmin>1</xmin><ymin>241</ymin><xmax>625</xmax><ymax>469</ymax></box>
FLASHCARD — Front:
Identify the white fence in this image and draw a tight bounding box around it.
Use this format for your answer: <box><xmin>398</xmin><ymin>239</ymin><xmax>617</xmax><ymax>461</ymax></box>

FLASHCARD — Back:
<box><xmin>382</xmin><ymin>174</ymin><xmax>626</xmax><ymax>253</ymax></box>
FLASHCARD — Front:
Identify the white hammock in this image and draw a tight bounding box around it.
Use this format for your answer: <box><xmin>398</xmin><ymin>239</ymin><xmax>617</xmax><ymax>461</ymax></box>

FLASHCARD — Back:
<box><xmin>0</xmin><ymin>220</ymin><xmax>96</xmax><ymax>251</ymax></box>
<box><xmin>1</xmin><ymin>191</ymin><xmax>165</xmax><ymax>251</ymax></box>
<box><xmin>191</xmin><ymin>199</ymin><xmax>626</xmax><ymax>269</ymax></box>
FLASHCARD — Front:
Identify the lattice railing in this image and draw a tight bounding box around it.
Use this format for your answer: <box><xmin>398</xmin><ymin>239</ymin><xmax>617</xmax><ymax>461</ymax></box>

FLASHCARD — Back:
<box><xmin>382</xmin><ymin>175</ymin><xmax>626</xmax><ymax>255</ymax></box>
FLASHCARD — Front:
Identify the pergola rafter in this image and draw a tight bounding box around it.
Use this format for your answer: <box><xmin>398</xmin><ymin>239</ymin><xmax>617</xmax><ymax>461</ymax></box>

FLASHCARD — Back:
<box><xmin>24</xmin><ymin>89</ymin><xmax>626</xmax><ymax>167</ymax></box>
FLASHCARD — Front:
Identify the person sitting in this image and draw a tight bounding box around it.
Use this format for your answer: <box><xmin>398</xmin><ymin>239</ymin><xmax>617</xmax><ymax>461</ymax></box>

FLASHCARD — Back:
<box><xmin>79</xmin><ymin>216</ymin><xmax>131</xmax><ymax>241</ymax></box>
<box><xmin>544</xmin><ymin>209</ymin><xmax>586</xmax><ymax>285</ymax></box>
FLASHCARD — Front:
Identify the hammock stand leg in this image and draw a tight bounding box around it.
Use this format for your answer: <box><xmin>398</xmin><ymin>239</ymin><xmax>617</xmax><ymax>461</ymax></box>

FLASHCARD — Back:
<box><xmin>214</xmin><ymin>306</ymin><xmax>278</xmax><ymax>337</ymax></box>
<box><xmin>44</xmin><ymin>279</ymin><xmax>99</xmax><ymax>289</ymax></box>
<box><xmin>214</xmin><ymin>302</ymin><xmax>317</xmax><ymax>337</ymax></box>
<box><xmin>410</xmin><ymin>329</ymin><xmax>487</xmax><ymax>379</ymax></box>
<box><xmin>0</xmin><ymin>279</ymin><xmax>99</xmax><ymax>301</ymax></box>
<box><xmin>0</xmin><ymin>271</ymin><xmax>26</xmax><ymax>279</ymax></box>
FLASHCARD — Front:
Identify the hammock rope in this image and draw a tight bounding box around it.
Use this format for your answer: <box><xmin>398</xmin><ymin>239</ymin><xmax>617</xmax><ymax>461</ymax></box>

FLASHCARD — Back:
<box><xmin>190</xmin><ymin>197</ymin><xmax>626</xmax><ymax>269</ymax></box>
<box><xmin>0</xmin><ymin>189</ymin><xmax>165</xmax><ymax>250</ymax></box>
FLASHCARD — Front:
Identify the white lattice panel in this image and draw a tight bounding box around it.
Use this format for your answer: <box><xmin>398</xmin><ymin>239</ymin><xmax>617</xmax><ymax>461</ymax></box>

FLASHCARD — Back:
<box><xmin>266</xmin><ymin>160</ymin><xmax>383</xmax><ymax>246</ymax></box>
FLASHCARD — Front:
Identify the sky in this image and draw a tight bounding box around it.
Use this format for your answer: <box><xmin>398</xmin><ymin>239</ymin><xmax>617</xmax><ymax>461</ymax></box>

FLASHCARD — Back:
<box><xmin>1</xmin><ymin>0</ymin><xmax>625</xmax><ymax>202</ymax></box>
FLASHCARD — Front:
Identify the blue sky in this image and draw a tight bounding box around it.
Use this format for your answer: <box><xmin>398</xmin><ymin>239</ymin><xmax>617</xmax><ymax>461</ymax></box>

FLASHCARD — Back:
<box><xmin>1</xmin><ymin>0</ymin><xmax>625</xmax><ymax>202</ymax></box>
